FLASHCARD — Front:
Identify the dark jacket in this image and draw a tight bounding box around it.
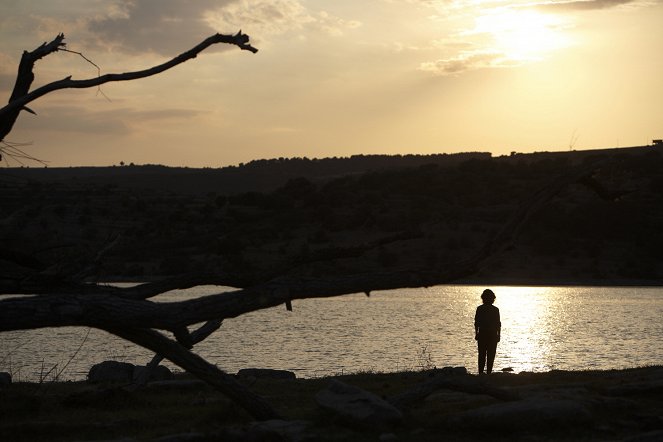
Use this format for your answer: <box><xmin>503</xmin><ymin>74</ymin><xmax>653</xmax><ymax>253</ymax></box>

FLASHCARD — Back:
<box><xmin>475</xmin><ymin>304</ymin><xmax>501</xmax><ymax>341</ymax></box>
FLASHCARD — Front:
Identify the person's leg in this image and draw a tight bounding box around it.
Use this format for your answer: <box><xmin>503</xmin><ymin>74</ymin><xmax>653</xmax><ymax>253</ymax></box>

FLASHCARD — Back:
<box><xmin>477</xmin><ymin>340</ymin><xmax>487</xmax><ymax>374</ymax></box>
<box><xmin>486</xmin><ymin>340</ymin><xmax>498</xmax><ymax>374</ymax></box>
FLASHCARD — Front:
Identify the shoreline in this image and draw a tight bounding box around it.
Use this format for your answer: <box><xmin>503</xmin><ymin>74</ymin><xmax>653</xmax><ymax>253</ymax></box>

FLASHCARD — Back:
<box><xmin>2</xmin><ymin>365</ymin><xmax>662</xmax><ymax>441</ymax></box>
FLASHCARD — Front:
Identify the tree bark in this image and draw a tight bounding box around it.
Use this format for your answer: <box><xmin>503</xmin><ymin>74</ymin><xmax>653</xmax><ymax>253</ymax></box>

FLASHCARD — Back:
<box><xmin>132</xmin><ymin>319</ymin><xmax>223</xmax><ymax>387</ymax></box>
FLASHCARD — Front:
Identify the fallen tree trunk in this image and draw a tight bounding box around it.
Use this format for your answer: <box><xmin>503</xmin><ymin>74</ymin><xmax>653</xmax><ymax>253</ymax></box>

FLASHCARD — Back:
<box><xmin>105</xmin><ymin>326</ymin><xmax>280</xmax><ymax>421</ymax></box>
<box><xmin>132</xmin><ymin>319</ymin><xmax>223</xmax><ymax>387</ymax></box>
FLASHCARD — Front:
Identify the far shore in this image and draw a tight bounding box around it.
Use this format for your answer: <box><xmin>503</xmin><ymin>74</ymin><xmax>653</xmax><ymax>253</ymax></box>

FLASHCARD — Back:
<box><xmin>93</xmin><ymin>276</ymin><xmax>663</xmax><ymax>288</ymax></box>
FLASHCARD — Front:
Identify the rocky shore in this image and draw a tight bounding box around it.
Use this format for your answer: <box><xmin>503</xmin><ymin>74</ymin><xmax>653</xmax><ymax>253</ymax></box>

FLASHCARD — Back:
<box><xmin>1</xmin><ymin>365</ymin><xmax>662</xmax><ymax>441</ymax></box>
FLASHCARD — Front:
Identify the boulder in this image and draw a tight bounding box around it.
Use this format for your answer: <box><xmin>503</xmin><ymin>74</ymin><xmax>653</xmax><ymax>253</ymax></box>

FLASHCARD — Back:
<box><xmin>624</xmin><ymin>430</ymin><xmax>663</xmax><ymax>442</ymax></box>
<box><xmin>246</xmin><ymin>419</ymin><xmax>311</xmax><ymax>442</ymax></box>
<box><xmin>449</xmin><ymin>398</ymin><xmax>592</xmax><ymax>431</ymax></box>
<box><xmin>132</xmin><ymin>364</ymin><xmax>173</xmax><ymax>383</ymax></box>
<box><xmin>0</xmin><ymin>372</ymin><xmax>11</xmax><ymax>385</ymax></box>
<box><xmin>439</xmin><ymin>366</ymin><xmax>468</xmax><ymax>375</ymax></box>
<box><xmin>604</xmin><ymin>380</ymin><xmax>663</xmax><ymax>397</ymax></box>
<box><xmin>152</xmin><ymin>433</ymin><xmax>205</xmax><ymax>442</ymax></box>
<box><xmin>88</xmin><ymin>361</ymin><xmax>135</xmax><ymax>383</ymax></box>
<box><xmin>237</xmin><ymin>368</ymin><xmax>296</xmax><ymax>380</ymax></box>
<box><xmin>315</xmin><ymin>379</ymin><xmax>403</xmax><ymax>429</ymax></box>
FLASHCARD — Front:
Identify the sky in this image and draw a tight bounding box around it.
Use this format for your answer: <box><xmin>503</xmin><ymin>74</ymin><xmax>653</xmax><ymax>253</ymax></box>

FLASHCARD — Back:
<box><xmin>0</xmin><ymin>0</ymin><xmax>661</xmax><ymax>167</ymax></box>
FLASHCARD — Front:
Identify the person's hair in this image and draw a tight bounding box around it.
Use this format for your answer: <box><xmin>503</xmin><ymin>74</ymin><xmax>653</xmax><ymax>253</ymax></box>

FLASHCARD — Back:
<box><xmin>481</xmin><ymin>289</ymin><xmax>496</xmax><ymax>304</ymax></box>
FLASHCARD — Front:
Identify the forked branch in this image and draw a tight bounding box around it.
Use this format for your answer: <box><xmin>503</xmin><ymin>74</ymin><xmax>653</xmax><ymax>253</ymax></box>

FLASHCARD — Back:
<box><xmin>0</xmin><ymin>32</ymin><xmax>257</xmax><ymax>144</ymax></box>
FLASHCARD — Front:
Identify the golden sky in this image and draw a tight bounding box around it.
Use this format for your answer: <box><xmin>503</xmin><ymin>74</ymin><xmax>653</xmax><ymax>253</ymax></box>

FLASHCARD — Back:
<box><xmin>1</xmin><ymin>0</ymin><xmax>662</xmax><ymax>167</ymax></box>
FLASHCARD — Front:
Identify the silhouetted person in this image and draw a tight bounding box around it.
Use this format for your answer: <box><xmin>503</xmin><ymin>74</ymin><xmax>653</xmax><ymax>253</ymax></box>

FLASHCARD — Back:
<box><xmin>474</xmin><ymin>289</ymin><xmax>501</xmax><ymax>374</ymax></box>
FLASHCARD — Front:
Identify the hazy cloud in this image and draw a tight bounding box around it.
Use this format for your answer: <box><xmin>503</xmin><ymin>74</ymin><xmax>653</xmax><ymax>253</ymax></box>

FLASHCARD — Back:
<box><xmin>17</xmin><ymin>105</ymin><xmax>129</xmax><ymax>135</ymax></box>
<box><xmin>532</xmin><ymin>0</ymin><xmax>640</xmax><ymax>11</ymax></box>
<box><xmin>87</xmin><ymin>0</ymin><xmax>361</xmax><ymax>55</ymax></box>
<box><xmin>89</xmin><ymin>0</ymin><xmax>236</xmax><ymax>55</ymax></box>
<box><xmin>419</xmin><ymin>51</ymin><xmax>515</xmax><ymax>75</ymax></box>
<box><xmin>16</xmin><ymin>105</ymin><xmax>201</xmax><ymax>135</ymax></box>
<box><xmin>206</xmin><ymin>0</ymin><xmax>361</xmax><ymax>38</ymax></box>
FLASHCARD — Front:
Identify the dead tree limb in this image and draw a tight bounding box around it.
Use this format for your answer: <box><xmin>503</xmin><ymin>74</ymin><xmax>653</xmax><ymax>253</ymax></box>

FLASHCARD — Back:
<box><xmin>132</xmin><ymin>319</ymin><xmax>223</xmax><ymax>387</ymax></box>
<box><xmin>0</xmin><ymin>32</ymin><xmax>257</xmax><ymax>144</ymax></box>
<box><xmin>105</xmin><ymin>326</ymin><xmax>279</xmax><ymax>420</ymax></box>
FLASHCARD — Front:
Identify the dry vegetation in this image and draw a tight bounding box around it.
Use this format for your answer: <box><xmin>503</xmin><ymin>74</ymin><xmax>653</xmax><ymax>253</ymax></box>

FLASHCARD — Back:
<box><xmin>2</xmin><ymin>146</ymin><xmax>662</xmax><ymax>287</ymax></box>
<box><xmin>2</xmin><ymin>366</ymin><xmax>662</xmax><ymax>441</ymax></box>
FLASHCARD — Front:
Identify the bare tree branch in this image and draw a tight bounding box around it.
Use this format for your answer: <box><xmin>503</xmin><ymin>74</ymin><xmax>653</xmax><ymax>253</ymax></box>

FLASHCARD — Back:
<box><xmin>132</xmin><ymin>319</ymin><xmax>223</xmax><ymax>387</ymax></box>
<box><xmin>105</xmin><ymin>326</ymin><xmax>280</xmax><ymax>420</ymax></box>
<box><xmin>0</xmin><ymin>32</ymin><xmax>257</xmax><ymax>143</ymax></box>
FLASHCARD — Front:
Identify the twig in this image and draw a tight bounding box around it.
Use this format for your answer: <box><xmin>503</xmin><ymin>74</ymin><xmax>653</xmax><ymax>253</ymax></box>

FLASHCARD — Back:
<box><xmin>1</xmin><ymin>140</ymin><xmax>47</xmax><ymax>166</ymax></box>
<box><xmin>60</xmin><ymin>48</ymin><xmax>111</xmax><ymax>102</ymax></box>
<box><xmin>39</xmin><ymin>360</ymin><xmax>58</xmax><ymax>384</ymax></box>
<box><xmin>55</xmin><ymin>327</ymin><xmax>91</xmax><ymax>381</ymax></box>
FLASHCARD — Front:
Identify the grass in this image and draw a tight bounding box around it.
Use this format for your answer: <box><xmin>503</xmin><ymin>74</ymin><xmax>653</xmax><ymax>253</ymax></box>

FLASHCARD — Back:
<box><xmin>1</xmin><ymin>366</ymin><xmax>662</xmax><ymax>441</ymax></box>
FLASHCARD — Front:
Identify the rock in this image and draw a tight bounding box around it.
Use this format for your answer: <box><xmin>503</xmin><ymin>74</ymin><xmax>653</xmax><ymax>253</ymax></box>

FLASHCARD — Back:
<box><xmin>425</xmin><ymin>390</ymin><xmax>495</xmax><ymax>410</ymax></box>
<box><xmin>624</xmin><ymin>430</ymin><xmax>663</xmax><ymax>442</ymax></box>
<box><xmin>146</xmin><ymin>380</ymin><xmax>207</xmax><ymax>390</ymax></box>
<box><xmin>80</xmin><ymin>438</ymin><xmax>136</xmax><ymax>442</ymax></box>
<box><xmin>449</xmin><ymin>398</ymin><xmax>592</xmax><ymax>431</ymax></box>
<box><xmin>604</xmin><ymin>380</ymin><xmax>663</xmax><ymax>397</ymax></box>
<box><xmin>246</xmin><ymin>419</ymin><xmax>311</xmax><ymax>442</ymax></box>
<box><xmin>501</xmin><ymin>367</ymin><xmax>514</xmax><ymax>372</ymax></box>
<box><xmin>63</xmin><ymin>386</ymin><xmax>133</xmax><ymax>408</ymax></box>
<box><xmin>439</xmin><ymin>366</ymin><xmax>468</xmax><ymax>376</ymax></box>
<box><xmin>0</xmin><ymin>372</ymin><xmax>11</xmax><ymax>385</ymax></box>
<box><xmin>88</xmin><ymin>361</ymin><xmax>135</xmax><ymax>383</ymax></box>
<box><xmin>315</xmin><ymin>379</ymin><xmax>403</xmax><ymax>429</ymax></box>
<box><xmin>132</xmin><ymin>364</ymin><xmax>172</xmax><ymax>382</ymax></box>
<box><xmin>152</xmin><ymin>433</ymin><xmax>205</xmax><ymax>442</ymax></box>
<box><xmin>237</xmin><ymin>368</ymin><xmax>296</xmax><ymax>380</ymax></box>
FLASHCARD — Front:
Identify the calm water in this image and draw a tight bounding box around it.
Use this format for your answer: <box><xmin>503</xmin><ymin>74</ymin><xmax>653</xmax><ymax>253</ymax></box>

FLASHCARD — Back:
<box><xmin>1</xmin><ymin>285</ymin><xmax>662</xmax><ymax>381</ymax></box>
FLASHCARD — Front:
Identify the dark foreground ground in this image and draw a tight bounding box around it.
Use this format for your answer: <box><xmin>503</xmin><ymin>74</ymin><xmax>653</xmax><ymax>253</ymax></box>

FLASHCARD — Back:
<box><xmin>1</xmin><ymin>366</ymin><xmax>662</xmax><ymax>441</ymax></box>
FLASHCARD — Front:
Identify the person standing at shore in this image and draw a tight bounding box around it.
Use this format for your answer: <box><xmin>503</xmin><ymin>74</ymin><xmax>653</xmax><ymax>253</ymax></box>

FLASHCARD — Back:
<box><xmin>474</xmin><ymin>289</ymin><xmax>501</xmax><ymax>374</ymax></box>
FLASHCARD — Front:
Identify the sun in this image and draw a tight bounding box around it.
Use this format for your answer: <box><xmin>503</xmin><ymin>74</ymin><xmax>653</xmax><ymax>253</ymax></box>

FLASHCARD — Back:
<box><xmin>473</xmin><ymin>8</ymin><xmax>571</xmax><ymax>62</ymax></box>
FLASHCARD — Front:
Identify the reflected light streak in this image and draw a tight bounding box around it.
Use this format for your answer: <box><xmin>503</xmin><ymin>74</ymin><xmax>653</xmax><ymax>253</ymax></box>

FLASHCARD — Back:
<box><xmin>494</xmin><ymin>286</ymin><xmax>556</xmax><ymax>372</ymax></box>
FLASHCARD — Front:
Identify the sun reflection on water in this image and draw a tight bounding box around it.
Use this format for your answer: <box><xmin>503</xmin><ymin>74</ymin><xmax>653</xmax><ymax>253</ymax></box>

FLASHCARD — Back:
<box><xmin>495</xmin><ymin>286</ymin><xmax>557</xmax><ymax>372</ymax></box>
<box><xmin>2</xmin><ymin>285</ymin><xmax>662</xmax><ymax>380</ymax></box>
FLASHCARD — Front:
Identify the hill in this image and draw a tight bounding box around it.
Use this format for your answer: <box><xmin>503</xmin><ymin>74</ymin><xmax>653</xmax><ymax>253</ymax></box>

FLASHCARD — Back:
<box><xmin>1</xmin><ymin>152</ymin><xmax>493</xmax><ymax>195</ymax></box>
<box><xmin>1</xmin><ymin>145</ymin><xmax>662</xmax><ymax>286</ymax></box>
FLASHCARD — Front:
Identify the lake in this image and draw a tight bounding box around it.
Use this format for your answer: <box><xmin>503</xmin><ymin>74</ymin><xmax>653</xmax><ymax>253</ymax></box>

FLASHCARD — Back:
<box><xmin>1</xmin><ymin>285</ymin><xmax>662</xmax><ymax>381</ymax></box>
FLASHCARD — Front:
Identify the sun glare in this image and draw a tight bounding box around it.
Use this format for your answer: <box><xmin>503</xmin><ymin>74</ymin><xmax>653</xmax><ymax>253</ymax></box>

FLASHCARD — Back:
<box><xmin>473</xmin><ymin>9</ymin><xmax>571</xmax><ymax>62</ymax></box>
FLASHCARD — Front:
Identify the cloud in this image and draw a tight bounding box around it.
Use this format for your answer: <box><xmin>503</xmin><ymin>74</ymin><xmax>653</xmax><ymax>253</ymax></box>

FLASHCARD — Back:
<box><xmin>89</xmin><ymin>0</ymin><xmax>236</xmax><ymax>55</ymax></box>
<box><xmin>419</xmin><ymin>51</ymin><xmax>517</xmax><ymax>75</ymax></box>
<box><xmin>0</xmin><ymin>51</ymin><xmax>17</xmax><ymax>94</ymax></box>
<box><xmin>87</xmin><ymin>0</ymin><xmax>361</xmax><ymax>56</ymax></box>
<box><xmin>531</xmin><ymin>0</ymin><xmax>640</xmax><ymax>11</ymax></box>
<box><xmin>15</xmin><ymin>105</ymin><xmax>201</xmax><ymax>136</ymax></box>
<box><xmin>206</xmin><ymin>0</ymin><xmax>361</xmax><ymax>39</ymax></box>
<box><xmin>0</xmin><ymin>73</ymin><xmax>16</xmax><ymax>97</ymax></box>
